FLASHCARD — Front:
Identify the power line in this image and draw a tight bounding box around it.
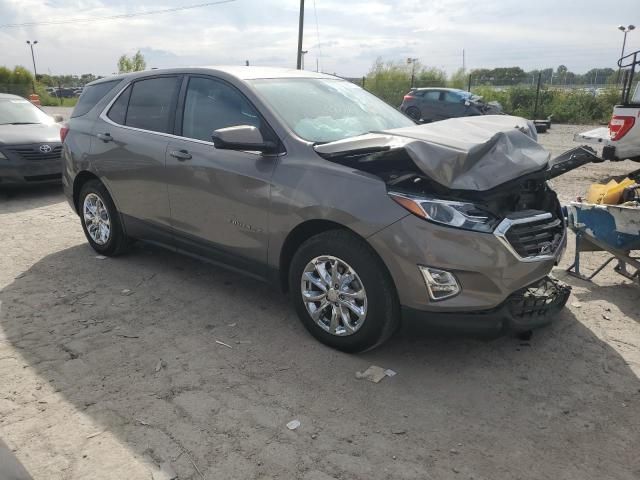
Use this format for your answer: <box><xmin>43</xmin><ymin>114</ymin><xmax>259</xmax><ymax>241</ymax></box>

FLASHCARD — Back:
<box><xmin>0</xmin><ymin>0</ymin><xmax>237</xmax><ymax>28</ymax></box>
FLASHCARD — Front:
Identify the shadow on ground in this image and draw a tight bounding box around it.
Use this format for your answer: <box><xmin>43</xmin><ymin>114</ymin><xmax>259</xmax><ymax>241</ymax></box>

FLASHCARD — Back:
<box><xmin>555</xmin><ymin>265</ymin><xmax>640</xmax><ymax>325</ymax></box>
<box><xmin>1</xmin><ymin>243</ymin><xmax>639</xmax><ymax>479</ymax></box>
<box><xmin>0</xmin><ymin>185</ymin><xmax>65</xmax><ymax>214</ymax></box>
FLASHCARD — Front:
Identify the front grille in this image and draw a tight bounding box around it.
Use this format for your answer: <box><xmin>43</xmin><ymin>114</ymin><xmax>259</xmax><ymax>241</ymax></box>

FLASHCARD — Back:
<box><xmin>8</xmin><ymin>145</ymin><xmax>63</xmax><ymax>162</ymax></box>
<box><xmin>503</xmin><ymin>214</ymin><xmax>564</xmax><ymax>258</ymax></box>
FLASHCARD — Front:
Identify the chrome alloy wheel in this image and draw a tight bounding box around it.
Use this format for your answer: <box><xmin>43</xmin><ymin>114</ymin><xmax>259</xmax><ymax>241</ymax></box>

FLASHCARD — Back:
<box><xmin>301</xmin><ymin>255</ymin><xmax>368</xmax><ymax>336</ymax></box>
<box><xmin>83</xmin><ymin>193</ymin><xmax>111</xmax><ymax>246</ymax></box>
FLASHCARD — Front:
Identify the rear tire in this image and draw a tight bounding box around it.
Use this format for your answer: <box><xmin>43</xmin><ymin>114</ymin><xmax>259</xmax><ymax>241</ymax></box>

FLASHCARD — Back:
<box><xmin>406</xmin><ymin>106</ymin><xmax>421</xmax><ymax>122</ymax></box>
<box><xmin>289</xmin><ymin>230</ymin><xmax>400</xmax><ymax>352</ymax></box>
<box><xmin>78</xmin><ymin>180</ymin><xmax>129</xmax><ymax>256</ymax></box>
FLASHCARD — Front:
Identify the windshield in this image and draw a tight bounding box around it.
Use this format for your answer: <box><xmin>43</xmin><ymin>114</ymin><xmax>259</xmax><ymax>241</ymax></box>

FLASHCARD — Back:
<box><xmin>0</xmin><ymin>98</ymin><xmax>53</xmax><ymax>125</ymax></box>
<box><xmin>248</xmin><ymin>78</ymin><xmax>415</xmax><ymax>143</ymax></box>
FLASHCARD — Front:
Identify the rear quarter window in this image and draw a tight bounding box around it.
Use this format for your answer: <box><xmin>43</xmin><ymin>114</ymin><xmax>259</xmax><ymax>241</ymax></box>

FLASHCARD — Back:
<box><xmin>71</xmin><ymin>80</ymin><xmax>121</xmax><ymax>118</ymax></box>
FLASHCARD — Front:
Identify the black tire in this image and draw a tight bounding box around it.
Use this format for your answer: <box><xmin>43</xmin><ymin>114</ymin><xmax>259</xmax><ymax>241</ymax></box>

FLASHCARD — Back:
<box><xmin>78</xmin><ymin>179</ymin><xmax>129</xmax><ymax>256</ymax></box>
<box><xmin>289</xmin><ymin>230</ymin><xmax>400</xmax><ymax>352</ymax></box>
<box><xmin>405</xmin><ymin>106</ymin><xmax>421</xmax><ymax>122</ymax></box>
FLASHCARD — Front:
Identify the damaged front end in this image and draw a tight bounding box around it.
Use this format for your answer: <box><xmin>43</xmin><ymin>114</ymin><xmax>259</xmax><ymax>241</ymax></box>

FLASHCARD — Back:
<box><xmin>402</xmin><ymin>275</ymin><xmax>571</xmax><ymax>334</ymax></box>
<box><xmin>315</xmin><ymin>115</ymin><xmax>573</xmax><ymax>261</ymax></box>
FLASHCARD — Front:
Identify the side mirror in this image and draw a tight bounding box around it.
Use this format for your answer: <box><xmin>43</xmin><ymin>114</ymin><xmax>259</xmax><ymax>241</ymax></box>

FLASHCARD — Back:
<box><xmin>53</xmin><ymin>114</ymin><xmax>64</xmax><ymax>123</ymax></box>
<box><xmin>211</xmin><ymin>125</ymin><xmax>277</xmax><ymax>153</ymax></box>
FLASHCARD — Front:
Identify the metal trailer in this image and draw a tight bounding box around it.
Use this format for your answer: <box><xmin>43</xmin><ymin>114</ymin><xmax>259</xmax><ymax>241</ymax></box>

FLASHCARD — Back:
<box><xmin>565</xmin><ymin>175</ymin><xmax>640</xmax><ymax>284</ymax></box>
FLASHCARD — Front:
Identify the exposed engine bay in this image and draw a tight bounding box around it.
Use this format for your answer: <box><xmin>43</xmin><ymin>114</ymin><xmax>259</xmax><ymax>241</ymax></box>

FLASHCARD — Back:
<box><xmin>319</xmin><ymin>145</ymin><xmax>561</xmax><ymax>219</ymax></box>
<box><xmin>314</xmin><ymin>116</ymin><xmax>601</xmax><ymax>222</ymax></box>
<box><xmin>314</xmin><ymin>116</ymin><xmax>605</xmax><ymax>260</ymax></box>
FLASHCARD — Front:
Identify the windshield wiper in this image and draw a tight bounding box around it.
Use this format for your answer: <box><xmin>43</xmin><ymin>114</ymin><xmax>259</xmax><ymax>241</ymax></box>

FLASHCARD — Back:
<box><xmin>0</xmin><ymin>122</ymin><xmax>40</xmax><ymax>125</ymax></box>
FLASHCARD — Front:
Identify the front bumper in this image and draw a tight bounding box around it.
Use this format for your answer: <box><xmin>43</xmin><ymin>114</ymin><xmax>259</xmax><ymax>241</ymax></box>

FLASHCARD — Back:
<box><xmin>0</xmin><ymin>143</ymin><xmax>63</xmax><ymax>185</ymax></box>
<box><xmin>401</xmin><ymin>276</ymin><xmax>571</xmax><ymax>334</ymax></box>
<box><xmin>368</xmin><ymin>213</ymin><xmax>566</xmax><ymax>312</ymax></box>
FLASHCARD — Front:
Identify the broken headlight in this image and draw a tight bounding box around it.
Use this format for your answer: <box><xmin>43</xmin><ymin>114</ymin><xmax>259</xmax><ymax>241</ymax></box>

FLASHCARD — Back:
<box><xmin>389</xmin><ymin>192</ymin><xmax>499</xmax><ymax>233</ymax></box>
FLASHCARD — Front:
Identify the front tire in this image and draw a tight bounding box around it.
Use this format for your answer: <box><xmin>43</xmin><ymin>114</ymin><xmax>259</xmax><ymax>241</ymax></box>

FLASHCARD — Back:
<box><xmin>289</xmin><ymin>230</ymin><xmax>400</xmax><ymax>352</ymax></box>
<box><xmin>79</xmin><ymin>180</ymin><xmax>128</xmax><ymax>256</ymax></box>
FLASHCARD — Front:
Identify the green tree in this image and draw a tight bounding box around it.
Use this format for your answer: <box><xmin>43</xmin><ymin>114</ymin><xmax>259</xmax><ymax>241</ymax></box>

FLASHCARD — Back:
<box><xmin>365</xmin><ymin>57</ymin><xmax>412</xmax><ymax>106</ymax></box>
<box><xmin>415</xmin><ymin>66</ymin><xmax>447</xmax><ymax>87</ymax></box>
<box><xmin>448</xmin><ymin>68</ymin><xmax>467</xmax><ymax>89</ymax></box>
<box><xmin>0</xmin><ymin>66</ymin><xmax>11</xmax><ymax>85</ymax></box>
<box><xmin>118</xmin><ymin>51</ymin><xmax>146</xmax><ymax>73</ymax></box>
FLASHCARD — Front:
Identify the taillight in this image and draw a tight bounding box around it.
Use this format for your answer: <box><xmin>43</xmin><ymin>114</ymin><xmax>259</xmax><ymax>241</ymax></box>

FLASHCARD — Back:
<box><xmin>403</xmin><ymin>95</ymin><xmax>415</xmax><ymax>101</ymax></box>
<box><xmin>60</xmin><ymin>125</ymin><xmax>69</xmax><ymax>143</ymax></box>
<box><xmin>609</xmin><ymin>115</ymin><xmax>635</xmax><ymax>141</ymax></box>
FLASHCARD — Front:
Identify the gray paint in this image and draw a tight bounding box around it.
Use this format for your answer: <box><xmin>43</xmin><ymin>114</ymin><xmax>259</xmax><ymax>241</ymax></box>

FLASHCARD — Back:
<box><xmin>63</xmin><ymin>66</ymin><xmax>565</xmax><ymax>315</ymax></box>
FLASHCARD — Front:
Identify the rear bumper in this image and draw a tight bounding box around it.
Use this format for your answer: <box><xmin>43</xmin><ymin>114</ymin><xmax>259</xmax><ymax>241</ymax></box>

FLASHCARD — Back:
<box><xmin>401</xmin><ymin>276</ymin><xmax>571</xmax><ymax>334</ymax></box>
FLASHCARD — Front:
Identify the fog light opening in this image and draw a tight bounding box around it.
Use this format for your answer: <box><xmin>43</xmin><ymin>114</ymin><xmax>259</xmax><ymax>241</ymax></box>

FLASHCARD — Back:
<box><xmin>419</xmin><ymin>266</ymin><xmax>460</xmax><ymax>301</ymax></box>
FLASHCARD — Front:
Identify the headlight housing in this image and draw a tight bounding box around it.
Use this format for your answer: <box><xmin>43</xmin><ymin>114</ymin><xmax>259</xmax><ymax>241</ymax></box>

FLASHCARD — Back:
<box><xmin>0</xmin><ymin>151</ymin><xmax>6</xmax><ymax>160</ymax></box>
<box><xmin>389</xmin><ymin>192</ymin><xmax>499</xmax><ymax>233</ymax></box>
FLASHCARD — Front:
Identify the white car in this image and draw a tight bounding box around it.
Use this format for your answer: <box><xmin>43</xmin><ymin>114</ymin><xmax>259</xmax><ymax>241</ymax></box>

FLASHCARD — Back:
<box><xmin>575</xmin><ymin>52</ymin><xmax>640</xmax><ymax>162</ymax></box>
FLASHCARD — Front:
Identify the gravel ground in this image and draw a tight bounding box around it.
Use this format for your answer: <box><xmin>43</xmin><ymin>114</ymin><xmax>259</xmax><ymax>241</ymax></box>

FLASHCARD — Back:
<box><xmin>0</xmin><ymin>124</ymin><xmax>639</xmax><ymax>480</ymax></box>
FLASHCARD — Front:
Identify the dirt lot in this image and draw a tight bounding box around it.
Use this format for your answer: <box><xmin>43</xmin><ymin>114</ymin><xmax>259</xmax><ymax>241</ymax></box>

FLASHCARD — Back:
<box><xmin>1</xmin><ymin>125</ymin><xmax>639</xmax><ymax>480</ymax></box>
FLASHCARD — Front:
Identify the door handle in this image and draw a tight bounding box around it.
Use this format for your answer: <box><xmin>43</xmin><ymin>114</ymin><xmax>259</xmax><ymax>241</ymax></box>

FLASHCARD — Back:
<box><xmin>170</xmin><ymin>149</ymin><xmax>192</xmax><ymax>161</ymax></box>
<box><xmin>96</xmin><ymin>133</ymin><xmax>113</xmax><ymax>142</ymax></box>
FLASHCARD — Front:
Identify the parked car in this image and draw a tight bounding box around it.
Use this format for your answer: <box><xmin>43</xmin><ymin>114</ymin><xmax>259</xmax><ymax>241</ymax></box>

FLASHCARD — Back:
<box><xmin>0</xmin><ymin>93</ymin><xmax>64</xmax><ymax>186</ymax></box>
<box><xmin>62</xmin><ymin>67</ymin><xmax>569</xmax><ymax>352</ymax></box>
<box><xmin>400</xmin><ymin>87</ymin><xmax>502</xmax><ymax>122</ymax></box>
<box><xmin>53</xmin><ymin>88</ymin><xmax>76</xmax><ymax>98</ymax></box>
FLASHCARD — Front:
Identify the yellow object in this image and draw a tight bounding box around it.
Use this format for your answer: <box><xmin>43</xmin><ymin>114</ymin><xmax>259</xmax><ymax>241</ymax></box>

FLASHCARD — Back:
<box><xmin>586</xmin><ymin>177</ymin><xmax>636</xmax><ymax>205</ymax></box>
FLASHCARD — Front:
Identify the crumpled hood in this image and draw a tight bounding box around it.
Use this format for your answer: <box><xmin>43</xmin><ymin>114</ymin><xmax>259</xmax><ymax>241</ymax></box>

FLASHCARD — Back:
<box><xmin>314</xmin><ymin>115</ymin><xmax>549</xmax><ymax>191</ymax></box>
<box><xmin>0</xmin><ymin>122</ymin><xmax>62</xmax><ymax>146</ymax></box>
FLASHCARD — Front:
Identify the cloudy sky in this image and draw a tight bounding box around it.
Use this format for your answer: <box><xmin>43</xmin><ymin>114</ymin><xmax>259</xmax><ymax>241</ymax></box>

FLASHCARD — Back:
<box><xmin>0</xmin><ymin>0</ymin><xmax>638</xmax><ymax>77</ymax></box>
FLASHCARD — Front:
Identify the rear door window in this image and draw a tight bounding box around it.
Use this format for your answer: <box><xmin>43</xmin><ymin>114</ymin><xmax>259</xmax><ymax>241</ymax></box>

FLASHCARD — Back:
<box><xmin>71</xmin><ymin>80</ymin><xmax>120</xmax><ymax>118</ymax></box>
<box><xmin>125</xmin><ymin>77</ymin><xmax>180</xmax><ymax>133</ymax></box>
<box><xmin>443</xmin><ymin>91</ymin><xmax>463</xmax><ymax>103</ymax></box>
<box><xmin>423</xmin><ymin>91</ymin><xmax>440</xmax><ymax>101</ymax></box>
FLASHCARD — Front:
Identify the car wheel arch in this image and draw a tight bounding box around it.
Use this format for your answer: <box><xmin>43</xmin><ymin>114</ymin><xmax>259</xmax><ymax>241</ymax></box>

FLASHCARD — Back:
<box><xmin>278</xmin><ymin>219</ymin><xmax>397</xmax><ymax>299</ymax></box>
<box><xmin>72</xmin><ymin>172</ymin><xmax>119</xmax><ymax>216</ymax></box>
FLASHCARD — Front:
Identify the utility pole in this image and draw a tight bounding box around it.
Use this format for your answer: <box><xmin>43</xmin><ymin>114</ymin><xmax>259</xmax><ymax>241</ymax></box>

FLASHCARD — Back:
<box><xmin>407</xmin><ymin>57</ymin><xmax>418</xmax><ymax>88</ymax></box>
<box><xmin>533</xmin><ymin>72</ymin><xmax>542</xmax><ymax>119</ymax></box>
<box><xmin>296</xmin><ymin>0</ymin><xmax>305</xmax><ymax>70</ymax></box>
<box><xmin>462</xmin><ymin>48</ymin><xmax>465</xmax><ymax>73</ymax></box>
<box><xmin>26</xmin><ymin>40</ymin><xmax>38</xmax><ymax>94</ymax></box>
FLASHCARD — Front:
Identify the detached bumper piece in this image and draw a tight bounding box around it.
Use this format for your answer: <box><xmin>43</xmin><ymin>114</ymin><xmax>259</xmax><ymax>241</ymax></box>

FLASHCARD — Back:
<box><xmin>546</xmin><ymin>146</ymin><xmax>602</xmax><ymax>180</ymax></box>
<box><xmin>401</xmin><ymin>276</ymin><xmax>570</xmax><ymax>335</ymax></box>
<box><xmin>506</xmin><ymin>276</ymin><xmax>571</xmax><ymax>331</ymax></box>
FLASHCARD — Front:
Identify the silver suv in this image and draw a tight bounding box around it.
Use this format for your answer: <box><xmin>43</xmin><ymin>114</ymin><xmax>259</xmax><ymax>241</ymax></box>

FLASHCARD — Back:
<box><xmin>62</xmin><ymin>67</ymin><xmax>569</xmax><ymax>352</ymax></box>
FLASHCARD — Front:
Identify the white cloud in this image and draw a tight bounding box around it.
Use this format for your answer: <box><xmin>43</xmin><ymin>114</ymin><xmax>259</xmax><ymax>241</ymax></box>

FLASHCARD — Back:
<box><xmin>0</xmin><ymin>0</ymin><xmax>637</xmax><ymax>77</ymax></box>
